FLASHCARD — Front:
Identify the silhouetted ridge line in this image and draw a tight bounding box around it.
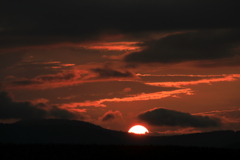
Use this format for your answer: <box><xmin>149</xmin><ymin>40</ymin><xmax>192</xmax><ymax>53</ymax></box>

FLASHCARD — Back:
<box><xmin>14</xmin><ymin>119</ymin><xmax>104</xmax><ymax>130</ymax></box>
<box><xmin>1</xmin><ymin>119</ymin><xmax>240</xmax><ymax>148</ymax></box>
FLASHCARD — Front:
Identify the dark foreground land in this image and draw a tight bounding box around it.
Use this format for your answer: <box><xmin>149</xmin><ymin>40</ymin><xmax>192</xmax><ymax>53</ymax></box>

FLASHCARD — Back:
<box><xmin>1</xmin><ymin>144</ymin><xmax>239</xmax><ymax>159</ymax></box>
<box><xmin>2</xmin><ymin>119</ymin><xmax>240</xmax><ymax>148</ymax></box>
<box><xmin>1</xmin><ymin>119</ymin><xmax>240</xmax><ymax>159</ymax></box>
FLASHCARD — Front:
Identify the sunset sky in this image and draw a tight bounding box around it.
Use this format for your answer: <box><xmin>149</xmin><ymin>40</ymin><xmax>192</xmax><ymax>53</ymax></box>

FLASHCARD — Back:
<box><xmin>1</xmin><ymin>0</ymin><xmax>240</xmax><ymax>135</ymax></box>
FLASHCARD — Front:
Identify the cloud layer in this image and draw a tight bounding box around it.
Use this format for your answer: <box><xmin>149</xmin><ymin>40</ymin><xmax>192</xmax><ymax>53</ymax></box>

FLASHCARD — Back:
<box><xmin>124</xmin><ymin>29</ymin><xmax>240</xmax><ymax>65</ymax></box>
<box><xmin>6</xmin><ymin>66</ymin><xmax>137</xmax><ymax>89</ymax></box>
<box><xmin>0</xmin><ymin>91</ymin><xmax>80</xmax><ymax>120</ymax></box>
<box><xmin>1</xmin><ymin>1</ymin><xmax>240</xmax><ymax>49</ymax></box>
<box><xmin>138</xmin><ymin>108</ymin><xmax>221</xmax><ymax>128</ymax></box>
<box><xmin>145</xmin><ymin>74</ymin><xmax>240</xmax><ymax>87</ymax></box>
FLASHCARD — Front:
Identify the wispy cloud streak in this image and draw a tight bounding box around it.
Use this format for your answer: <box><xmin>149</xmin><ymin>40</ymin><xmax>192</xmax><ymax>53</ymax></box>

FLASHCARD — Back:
<box><xmin>145</xmin><ymin>74</ymin><xmax>240</xmax><ymax>87</ymax></box>
<box><xmin>62</xmin><ymin>88</ymin><xmax>193</xmax><ymax>108</ymax></box>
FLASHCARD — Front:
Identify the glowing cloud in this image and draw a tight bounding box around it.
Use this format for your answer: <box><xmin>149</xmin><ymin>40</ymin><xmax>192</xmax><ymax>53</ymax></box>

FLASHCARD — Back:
<box><xmin>62</xmin><ymin>88</ymin><xmax>193</xmax><ymax>108</ymax></box>
<box><xmin>82</xmin><ymin>42</ymin><xmax>141</xmax><ymax>51</ymax></box>
<box><xmin>145</xmin><ymin>74</ymin><xmax>240</xmax><ymax>87</ymax></box>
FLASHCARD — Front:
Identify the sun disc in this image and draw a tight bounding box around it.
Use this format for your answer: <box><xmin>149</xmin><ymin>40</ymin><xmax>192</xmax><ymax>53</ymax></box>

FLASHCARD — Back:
<box><xmin>128</xmin><ymin>125</ymin><xmax>149</xmax><ymax>134</ymax></box>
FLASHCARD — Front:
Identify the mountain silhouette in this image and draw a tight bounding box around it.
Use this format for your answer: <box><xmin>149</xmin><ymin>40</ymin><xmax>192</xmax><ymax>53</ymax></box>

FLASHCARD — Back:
<box><xmin>1</xmin><ymin>119</ymin><xmax>240</xmax><ymax>148</ymax></box>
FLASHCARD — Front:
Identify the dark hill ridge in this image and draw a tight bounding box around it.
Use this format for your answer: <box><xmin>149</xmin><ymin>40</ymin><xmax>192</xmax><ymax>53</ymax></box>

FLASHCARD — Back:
<box><xmin>15</xmin><ymin>119</ymin><xmax>104</xmax><ymax>130</ymax></box>
<box><xmin>0</xmin><ymin>119</ymin><xmax>126</xmax><ymax>144</ymax></box>
<box><xmin>1</xmin><ymin>119</ymin><xmax>240</xmax><ymax>148</ymax></box>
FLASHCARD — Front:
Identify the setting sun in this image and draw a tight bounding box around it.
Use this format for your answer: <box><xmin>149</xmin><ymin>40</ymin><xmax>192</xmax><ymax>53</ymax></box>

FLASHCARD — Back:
<box><xmin>128</xmin><ymin>125</ymin><xmax>149</xmax><ymax>134</ymax></box>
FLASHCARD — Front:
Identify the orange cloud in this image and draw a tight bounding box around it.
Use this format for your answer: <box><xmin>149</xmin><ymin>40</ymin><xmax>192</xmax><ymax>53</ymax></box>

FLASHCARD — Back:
<box><xmin>82</xmin><ymin>41</ymin><xmax>141</xmax><ymax>51</ymax></box>
<box><xmin>155</xmin><ymin>128</ymin><xmax>201</xmax><ymax>136</ymax></box>
<box><xmin>5</xmin><ymin>66</ymin><xmax>138</xmax><ymax>89</ymax></box>
<box><xmin>62</xmin><ymin>88</ymin><xmax>193</xmax><ymax>108</ymax></box>
<box><xmin>61</xmin><ymin>101</ymin><xmax>107</xmax><ymax>108</ymax></box>
<box><xmin>145</xmin><ymin>74</ymin><xmax>240</xmax><ymax>87</ymax></box>
<box><xmin>97</xmin><ymin>88</ymin><xmax>193</xmax><ymax>103</ymax></box>
<box><xmin>1</xmin><ymin>41</ymin><xmax>141</xmax><ymax>55</ymax></box>
<box><xmin>137</xmin><ymin>73</ymin><xmax>226</xmax><ymax>77</ymax></box>
<box><xmin>123</xmin><ymin>87</ymin><xmax>132</xmax><ymax>92</ymax></box>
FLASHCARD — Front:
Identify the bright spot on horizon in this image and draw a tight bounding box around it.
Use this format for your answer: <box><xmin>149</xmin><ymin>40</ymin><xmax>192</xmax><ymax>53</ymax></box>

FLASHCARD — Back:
<box><xmin>128</xmin><ymin>125</ymin><xmax>149</xmax><ymax>134</ymax></box>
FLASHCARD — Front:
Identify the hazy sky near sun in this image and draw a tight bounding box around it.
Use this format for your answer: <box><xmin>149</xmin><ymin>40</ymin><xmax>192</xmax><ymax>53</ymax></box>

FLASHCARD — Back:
<box><xmin>1</xmin><ymin>0</ymin><xmax>240</xmax><ymax>135</ymax></box>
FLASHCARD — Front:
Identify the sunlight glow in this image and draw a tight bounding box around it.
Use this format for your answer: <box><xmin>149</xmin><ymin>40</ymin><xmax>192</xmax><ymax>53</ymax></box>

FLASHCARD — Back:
<box><xmin>128</xmin><ymin>125</ymin><xmax>149</xmax><ymax>134</ymax></box>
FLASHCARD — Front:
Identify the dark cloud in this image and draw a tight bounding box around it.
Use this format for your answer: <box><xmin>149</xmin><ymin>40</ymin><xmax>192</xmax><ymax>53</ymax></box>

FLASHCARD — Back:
<box><xmin>139</xmin><ymin>75</ymin><xmax>215</xmax><ymax>83</ymax></box>
<box><xmin>196</xmin><ymin>57</ymin><xmax>240</xmax><ymax>68</ymax></box>
<box><xmin>7</xmin><ymin>71</ymin><xmax>79</xmax><ymax>88</ymax></box>
<box><xmin>1</xmin><ymin>1</ymin><xmax>240</xmax><ymax>48</ymax></box>
<box><xmin>91</xmin><ymin>67</ymin><xmax>135</xmax><ymax>78</ymax></box>
<box><xmin>11</xmin><ymin>79</ymin><xmax>43</xmax><ymax>86</ymax></box>
<box><xmin>124</xmin><ymin>29</ymin><xmax>240</xmax><ymax>65</ymax></box>
<box><xmin>0</xmin><ymin>60</ymin><xmax>72</xmax><ymax>82</ymax></box>
<box><xmin>102</xmin><ymin>114</ymin><xmax>115</xmax><ymax>122</ymax></box>
<box><xmin>36</xmin><ymin>72</ymin><xmax>76</xmax><ymax>82</ymax></box>
<box><xmin>0</xmin><ymin>91</ymin><xmax>47</xmax><ymax>119</ymax></box>
<box><xmin>138</xmin><ymin>108</ymin><xmax>221</xmax><ymax>128</ymax></box>
<box><xmin>100</xmin><ymin>110</ymin><xmax>123</xmax><ymax>122</ymax></box>
<box><xmin>0</xmin><ymin>91</ymin><xmax>77</xmax><ymax>119</ymax></box>
<box><xmin>0</xmin><ymin>52</ymin><xmax>24</xmax><ymax>70</ymax></box>
<box><xmin>49</xmin><ymin>106</ymin><xmax>82</xmax><ymax>120</ymax></box>
<box><xmin>6</xmin><ymin>65</ymin><xmax>137</xmax><ymax>89</ymax></box>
